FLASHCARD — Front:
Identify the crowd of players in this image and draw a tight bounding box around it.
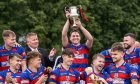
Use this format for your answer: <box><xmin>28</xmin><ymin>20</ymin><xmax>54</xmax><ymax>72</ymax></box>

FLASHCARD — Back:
<box><xmin>0</xmin><ymin>11</ymin><xmax>140</xmax><ymax>84</ymax></box>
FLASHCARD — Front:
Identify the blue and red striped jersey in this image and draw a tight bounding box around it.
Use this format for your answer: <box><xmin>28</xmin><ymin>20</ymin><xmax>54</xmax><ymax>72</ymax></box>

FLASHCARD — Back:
<box><xmin>124</xmin><ymin>48</ymin><xmax>140</xmax><ymax>79</ymax></box>
<box><xmin>105</xmin><ymin>62</ymin><xmax>138</xmax><ymax>84</ymax></box>
<box><xmin>0</xmin><ymin>46</ymin><xmax>26</xmax><ymax>71</ymax></box>
<box><xmin>65</xmin><ymin>44</ymin><xmax>90</xmax><ymax>72</ymax></box>
<box><xmin>100</xmin><ymin>49</ymin><xmax>113</xmax><ymax>67</ymax></box>
<box><xmin>20</xmin><ymin>65</ymin><xmax>45</xmax><ymax>84</ymax></box>
<box><xmin>49</xmin><ymin>65</ymin><xmax>80</xmax><ymax>84</ymax></box>
<box><xmin>0</xmin><ymin>69</ymin><xmax>21</xmax><ymax>84</ymax></box>
<box><xmin>124</xmin><ymin>48</ymin><xmax>140</xmax><ymax>67</ymax></box>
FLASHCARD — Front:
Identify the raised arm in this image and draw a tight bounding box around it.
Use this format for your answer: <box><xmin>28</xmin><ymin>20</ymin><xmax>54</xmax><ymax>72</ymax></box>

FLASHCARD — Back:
<box><xmin>62</xmin><ymin>11</ymin><xmax>70</xmax><ymax>47</ymax></box>
<box><xmin>76</xmin><ymin>19</ymin><xmax>93</xmax><ymax>48</ymax></box>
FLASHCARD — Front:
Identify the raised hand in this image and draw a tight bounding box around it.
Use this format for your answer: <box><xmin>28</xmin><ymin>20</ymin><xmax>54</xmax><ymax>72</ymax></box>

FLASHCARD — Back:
<box><xmin>13</xmin><ymin>42</ymin><xmax>21</xmax><ymax>47</ymax></box>
<box><xmin>75</xmin><ymin>18</ymin><xmax>82</xmax><ymax>28</ymax></box>
<box><xmin>44</xmin><ymin>67</ymin><xmax>52</xmax><ymax>75</ymax></box>
<box><xmin>48</xmin><ymin>48</ymin><xmax>57</xmax><ymax>58</ymax></box>
<box><xmin>6</xmin><ymin>73</ymin><xmax>14</xmax><ymax>83</ymax></box>
<box><xmin>65</xmin><ymin>9</ymin><xmax>70</xmax><ymax>19</ymax></box>
<box><xmin>37</xmin><ymin>74</ymin><xmax>48</xmax><ymax>84</ymax></box>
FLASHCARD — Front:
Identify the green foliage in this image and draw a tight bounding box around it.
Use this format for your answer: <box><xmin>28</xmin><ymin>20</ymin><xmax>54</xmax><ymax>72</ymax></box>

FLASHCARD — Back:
<box><xmin>0</xmin><ymin>0</ymin><xmax>140</xmax><ymax>63</ymax></box>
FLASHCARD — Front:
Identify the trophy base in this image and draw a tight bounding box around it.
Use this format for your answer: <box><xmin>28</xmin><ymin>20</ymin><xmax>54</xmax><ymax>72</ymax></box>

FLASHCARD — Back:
<box><xmin>71</xmin><ymin>25</ymin><xmax>79</xmax><ymax>30</ymax></box>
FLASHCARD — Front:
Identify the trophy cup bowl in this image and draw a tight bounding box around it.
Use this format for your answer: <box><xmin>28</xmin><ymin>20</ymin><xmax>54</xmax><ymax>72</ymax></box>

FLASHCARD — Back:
<box><xmin>69</xmin><ymin>6</ymin><xmax>79</xmax><ymax>17</ymax></box>
<box><xmin>85</xmin><ymin>67</ymin><xmax>93</xmax><ymax>75</ymax></box>
<box><xmin>69</xmin><ymin>6</ymin><xmax>79</xmax><ymax>29</ymax></box>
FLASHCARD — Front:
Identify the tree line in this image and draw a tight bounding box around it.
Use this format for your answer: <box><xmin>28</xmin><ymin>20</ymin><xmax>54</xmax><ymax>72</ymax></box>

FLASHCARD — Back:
<box><xmin>0</xmin><ymin>0</ymin><xmax>140</xmax><ymax>63</ymax></box>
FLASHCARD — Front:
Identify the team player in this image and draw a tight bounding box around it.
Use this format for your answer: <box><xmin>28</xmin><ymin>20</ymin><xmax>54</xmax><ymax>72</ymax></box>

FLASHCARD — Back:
<box><xmin>81</xmin><ymin>54</ymin><xmax>112</xmax><ymax>84</ymax></box>
<box><xmin>49</xmin><ymin>48</ymin><xmax>80</xmax><ymax>84</ymax></box>
<box><xmin>0</xmin><ymin>30</ymin><xmax>26</xmax><ymax>71</ymax></box>
<box><xmin>0</xmin><ymin>53</ymin><xmax>22</xmax><ymax>84</ymax></box>
<box><xmin>123</xmin><ymin>33</ymin><xmax>140</xmax><ymax>65</ymax></box>
<box><xmin>123</xmin><ymin>33</ymin><xmax>140</xmax><ymax>81</ymax></box>
<box><xmin>21</xmin><ymin>51</ymin><xmax>48</xmax><ymax>84</ymax></box>
<box><xmin>62</xmin><ymin>9</ymin><xmax>93</xmax><ymax>74</ymax></box>
<box><xmin>106</xmin><ymin>42</ymin><xmax>138</xmax><ymax>84</ymax></box>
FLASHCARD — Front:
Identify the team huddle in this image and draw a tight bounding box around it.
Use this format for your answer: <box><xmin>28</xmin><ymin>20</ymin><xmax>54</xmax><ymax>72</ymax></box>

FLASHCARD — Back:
<box><xmin>0</xmin><ymin>11</ymin><xmax>140</xmax><ymax>84</ymax></box>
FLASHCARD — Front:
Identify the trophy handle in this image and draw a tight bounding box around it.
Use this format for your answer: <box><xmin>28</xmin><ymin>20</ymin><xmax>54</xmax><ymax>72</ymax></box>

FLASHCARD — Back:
<box><xmin>64</xmin><ymin>6</ymin><xmax>70</xmax><ymax>12</ymax></box>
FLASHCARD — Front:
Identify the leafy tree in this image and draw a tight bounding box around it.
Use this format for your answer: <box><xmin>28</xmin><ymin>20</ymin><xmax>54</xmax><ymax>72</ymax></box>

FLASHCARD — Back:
<box><xmin>0</xmin><ymin>0</ymin><xmax>140</xmax><ymax>64</ymax></box>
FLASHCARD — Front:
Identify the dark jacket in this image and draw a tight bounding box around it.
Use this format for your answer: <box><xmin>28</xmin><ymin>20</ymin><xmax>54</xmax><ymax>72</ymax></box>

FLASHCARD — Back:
<box><xmin>25</xmin><ymin>46</ymin><xmax>55</xmax><ymax>68</ymax></box>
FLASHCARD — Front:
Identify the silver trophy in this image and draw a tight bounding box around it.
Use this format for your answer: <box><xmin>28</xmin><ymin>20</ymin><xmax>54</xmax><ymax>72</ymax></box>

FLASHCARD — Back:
<box><xmin>65</xmin><ymin>6</ymin><xmax>79</xmax><ymax>29</ymax></box>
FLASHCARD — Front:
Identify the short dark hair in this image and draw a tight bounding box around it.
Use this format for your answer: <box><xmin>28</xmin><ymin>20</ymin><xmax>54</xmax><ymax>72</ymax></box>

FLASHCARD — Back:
<box><xmin>26</xmin><ymin>51</ymin><xmax>42</xmax><ymax>64</ymax></box>
<box><xmin>111</xmin><ymin>42</ymin><xmax>124</xmax><ymax>52</ymax></box>
<box><xmin>124</xmin><ymin>33</ymin><xmax>136</xmax><ymax>39</ymax></box>
<box><xmin>9</xmin><ymin>53</ymin><xmax>22</xmax><ymax>60</ymax></box>
<box><xmin>70</xmin><ymin>29</ymin><xmax>81</xmax><ymax>37</ymax></box>
<box><xmin>61</xmin><ymin>48</ymin><xmax>74</xmax><ymax>57</ymax></box>
<box><xmin>92</xmin><ymin>54</ymin><xmax>105</xmax><ymax>62</ymax></box>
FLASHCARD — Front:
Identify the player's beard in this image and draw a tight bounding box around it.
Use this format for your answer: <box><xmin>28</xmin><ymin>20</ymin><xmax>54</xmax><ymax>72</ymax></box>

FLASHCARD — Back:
<box><xmin>112</xmin><ymin>57</ymin><xmax>119</xmax><ymax>63</ymax></box>
<box><xmin>124</xmin><ymin>44</ymin><xmax>131</xmax><ymax>49</ymax></box>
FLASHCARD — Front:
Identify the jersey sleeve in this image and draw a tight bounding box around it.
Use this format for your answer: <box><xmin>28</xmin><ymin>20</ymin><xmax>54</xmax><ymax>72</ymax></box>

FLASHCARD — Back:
<box><xmin>17</xmin><ymin>46</ymin><xmax>26</xmax><ymax>60</ymax></box>
<box><xmin>104</xmin><ymin>64</ymin><xmax>112</xmax><ymax>74</ymax></box>
<box><xmin>129</xmin><ymin>66</ymin><xmax>139</xmax><ymax>80</ymax></box>
<box><xmin>103</xmin><ymin>71</ymin><xmax>113</xmax><ymax>84</ymax></box>
<box><xmin>80</xmin><ymin>71</ymin><xmax>88</xmax><ymax>80</ymax></box>
<box><xmin>100</xmin><ymin>50</ymin><xmax>106</xmax><ymax>55</ymax></box>
<box><xmin>75</xmin><ymin>70</ymin><xmax>80</xmax><ymax>83</ymax></box>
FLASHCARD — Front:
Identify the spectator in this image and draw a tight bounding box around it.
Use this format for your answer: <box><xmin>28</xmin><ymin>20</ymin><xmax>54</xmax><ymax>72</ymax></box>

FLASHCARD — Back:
<box><xmin>25</xmin><ymin>32</ymin><xmax>56</xmax><ymax>68</ymax></box>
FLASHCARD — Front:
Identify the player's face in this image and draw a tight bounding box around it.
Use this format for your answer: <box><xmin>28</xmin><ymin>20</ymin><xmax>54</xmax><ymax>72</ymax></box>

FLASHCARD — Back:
<box><xmin>4</xmin><ymin>36</ymin><xmax>16</xmax><ymax>47</ymax></box>
<box><xmin>123</xmin><ymin>36</ymin><xmax>135</xmax><ymax>49</ymax></box>
<box><xmin>110</xmin><ymin>51</ymin><xmax>124</xmax><ymax>63</ymax></box>
<box><xmin>31</xmin><ymin>57</ymin><xmax>41</xmax><ymax>68</ymax></box>
<box><xmin>70</xmin><ymin>32</ymin><xmax>81</xmax><ymax>45</ymax></box>
<box><xmin>27</xmin><ymin>35</ymin><xmax>39</xmax><ymax>49</ymax></box>
<box><xmin>63</xmin><ymin>55</ymin><xmax>74</xmax><ymax>66</ymax></box>
<box><xmin>10</xmin><ymin>57</ymin><xmax>21</xmax><ymax>70</ymax></box>
<box><xmin>93</xmin><ymin>57</ymin><xmax>105</xmax><ymax>71</ymax></box>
